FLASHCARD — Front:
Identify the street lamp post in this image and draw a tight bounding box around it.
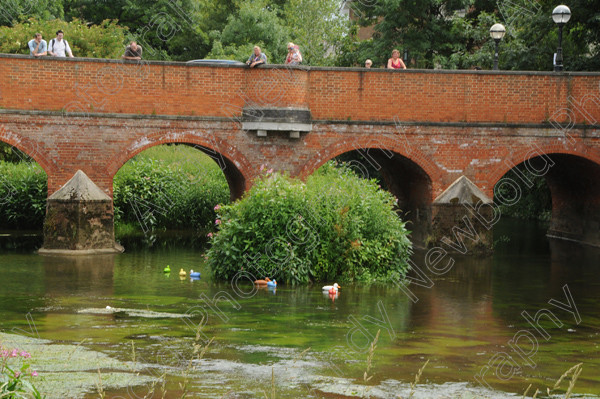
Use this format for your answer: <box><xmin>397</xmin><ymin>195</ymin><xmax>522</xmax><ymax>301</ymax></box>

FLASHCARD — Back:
<box><xmin>552</xmin><ymin>5</ymin><xmax>571</xmax><ymax>72</ymax></box>
<box><xmin>489</xmin><ymin>23</ymin><xmax>506</xmax><ymax>70</ymax></box>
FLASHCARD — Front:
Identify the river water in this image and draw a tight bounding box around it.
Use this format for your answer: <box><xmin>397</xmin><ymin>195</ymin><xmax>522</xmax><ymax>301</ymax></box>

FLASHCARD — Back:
<box><xmin>0</xmin><ymin>218</ymin><xmax>599</xmax><ymax>398</ymax></box>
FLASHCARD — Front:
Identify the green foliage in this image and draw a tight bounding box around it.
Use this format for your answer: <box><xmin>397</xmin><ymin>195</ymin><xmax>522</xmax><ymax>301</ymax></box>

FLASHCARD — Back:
<box><xmin>0</xmin><ymin>162</ymin><xmax>47</xmax><ymax>230</ymax></box>
<box><xmin>113</xmin><ymin>145</ymin><xmax>230</xmax><ymax>232</ymax></box>
<box><xmin>283</xmin><ymin>0</ymin><xmax>350</xmax><ymax>66</ymax></box>
<box><xmin>0</xmin><ymin>17</ymin><xmax>128</xmax><ymax>58</ymax></box>
<box><xmin>207</xmin><ymin>162</ymin><xmax>412</xmax><ymax>285</ymax></box>
<box><xmin>345</xmin><ymin>0</ymin><xmax>600</xmax><ymax>71</ymax></box>
<box><xmin>0</xmin><ymin>0</ymin><xmax>64</xmax><ymax>26</ymax></box>
<box><xmin>64</xmin><ymin>0</ymin><xmax>210</xmax><ymax>61</ymax></box>
<box><xmin>0</xmin><ymin>345</ymin><xmax>42</xmax><ymax>399</ymax></box>
<box><xmin>207</xmin><ymin>0</ymin><xmax>351</xmax><ymax>65</ymax></box>
<box><xmin>207</xmin><ymin>0</ymin><xmax>289</xmax><ymax>63</ymax></box>
<box><xmin>494</xmin><ymin>165</ymin><xmax>552</xmax><ymax>221</ymax></box>
<box><xmin>434</xmin><ymin>11</ymin><xmax>497</xmax><ymax>70</ymax></box>
<box><xmin>0</xmin><ymin>143</ymin><xmax>32</xmax><ymax>163</ymax></box>
<box><xmin>0</xmin><ymin>145</ymin><xmax>230</xmax><ymax>232</ymax></box>
<box><xmin>1</xmin><ymin>0</ymin><xmax>598</xmax><ymax>69</ymax></box>
<box><xmin>347</xmin><ymin>0</ymin><xmax>471</xmax><ymax>69</ymax></box>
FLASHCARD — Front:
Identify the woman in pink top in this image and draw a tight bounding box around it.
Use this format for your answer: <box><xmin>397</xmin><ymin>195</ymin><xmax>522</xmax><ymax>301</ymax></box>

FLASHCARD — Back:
<box><xmin>387</xmin><ymin>49</ymin><xmax>406</xmax><ymax>70</ymax></box>
<box><xmin>285</xmin><ymin>42</ymin><xmax>302</xmax><ymax>65</ymax></box>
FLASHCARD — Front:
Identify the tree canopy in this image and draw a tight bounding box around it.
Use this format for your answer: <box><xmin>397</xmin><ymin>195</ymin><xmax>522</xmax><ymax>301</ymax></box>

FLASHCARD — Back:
<box><xmin>0</xmin><ymin>0</ymin><xmax>597</xmax><ymax>70</ymax></box>
<box><xmin>346</xmin><ymin>0</ymin><xmax>599</xmax><ymax>70</ymax></box>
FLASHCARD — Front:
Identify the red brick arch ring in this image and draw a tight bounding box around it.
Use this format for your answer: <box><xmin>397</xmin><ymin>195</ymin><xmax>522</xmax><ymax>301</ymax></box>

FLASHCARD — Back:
<box><xmin>488</xmin><ymin>144</ymin><xmax>600</xmax><ymax>198</ymax></box>
<box><xmin>0</xmin><ymin>126</ymin><xmax>58</xmax><ymax>176</ymax></box>
<box><xmin>299</xmin><ymin>135</ymin><xmax>443</xmax><ymax>199</ymax></box>
<box><xmin>105</xmin><ymin>129</ymin><xmax>254</xmax><ymax>200</ymax></box>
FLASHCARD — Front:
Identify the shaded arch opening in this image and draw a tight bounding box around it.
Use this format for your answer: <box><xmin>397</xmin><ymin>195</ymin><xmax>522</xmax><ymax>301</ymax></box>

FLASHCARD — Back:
<box><xmin>111</xmin><ymin>143</ymin><xmax>242</xmax><ymax>244</ymax></box>
<box><xmin>493</xmin><ymin>153</ymin><xmax>600</xmax><ymax>248</ymax></box>
<box><xmin>334</xmin><ymin>148</ymin><xmax>434</xmax><ymax>246</ymax></box>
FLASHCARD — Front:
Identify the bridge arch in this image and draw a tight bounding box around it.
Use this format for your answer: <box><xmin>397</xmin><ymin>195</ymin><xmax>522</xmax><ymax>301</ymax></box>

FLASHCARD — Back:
<box><xmin>107</xmin><ymin>130</ymin><xmax>254</xmax><ymax>201</ymax></box>
<box><xmin>491</xmin><ymin>147</ymin><xmax>600</xmax><ymax>247</ymax></box>
<box><xmin>489</xmin><ymin>144</ymin><xmax>600</xmax><ymax>195</ymax></box>
<box><xmin>300</xmin><ymin>135</ymin><xmax>443</xmax><ymax>245</ymax></box>
<box><xmin>0</xmin><ymin>126</ymin><xmax>57</xmax><ymax>176</ymax></box>
<box><xmin>299</xmin><ymin>135</ymin><xmax>442</xmax><ymax>189</ymax></box>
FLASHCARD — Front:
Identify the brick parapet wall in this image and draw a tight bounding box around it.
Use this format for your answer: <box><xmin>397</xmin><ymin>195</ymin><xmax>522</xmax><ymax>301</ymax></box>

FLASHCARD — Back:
<box><xmin>1</xmin><ymin>54</ymin><xmax>599</xmax><ymax>125</ymax></box>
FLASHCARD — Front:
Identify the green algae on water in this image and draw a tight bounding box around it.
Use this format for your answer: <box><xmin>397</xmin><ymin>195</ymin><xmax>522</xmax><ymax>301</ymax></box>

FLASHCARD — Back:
<box><xmin>0</xmin><ymin>332</ymin><xmax>157</xmax><ymax>399</ymax></box>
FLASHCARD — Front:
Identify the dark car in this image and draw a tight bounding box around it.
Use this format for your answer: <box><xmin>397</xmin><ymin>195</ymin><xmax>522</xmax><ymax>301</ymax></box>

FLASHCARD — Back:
<box><xmin>186</xmin><ymin>59</ymin><xmax>245</xmax><ymax>65</ymax></box>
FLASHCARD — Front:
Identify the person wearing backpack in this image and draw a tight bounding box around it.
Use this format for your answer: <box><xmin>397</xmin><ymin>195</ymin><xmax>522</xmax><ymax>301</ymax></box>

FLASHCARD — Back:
<box><xmin>48</xmin><ymin>30</ymin><xmax>74</xmax><ymax>58</ymax></box>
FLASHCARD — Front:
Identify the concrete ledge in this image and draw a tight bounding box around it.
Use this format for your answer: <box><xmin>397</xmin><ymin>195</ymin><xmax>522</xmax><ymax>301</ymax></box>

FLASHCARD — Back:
<box><xmin>38</xmin><ymin>243</ymin><xmax>124</xmax><ymax>256</ymax></box>
<box><xmin>242</xmin><ymin>121</ymin><xmax>313</xmax><ymax>132</ymax></box>
<box><xmin>242</xmin><ymin>107</ymin><xmax>312</xmax><ymax>123</ymax></box>
<box><xmin>1</xmin><ymin>53</ymin><xmax>599</xmax><ymax>76</ymax></box>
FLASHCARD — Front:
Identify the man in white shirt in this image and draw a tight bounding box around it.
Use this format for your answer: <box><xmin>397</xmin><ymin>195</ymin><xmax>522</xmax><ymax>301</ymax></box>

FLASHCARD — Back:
<box><xmin>48</xmin><ymin>30</ymin><xmax>74</xmax><ymax>58</ymax></box>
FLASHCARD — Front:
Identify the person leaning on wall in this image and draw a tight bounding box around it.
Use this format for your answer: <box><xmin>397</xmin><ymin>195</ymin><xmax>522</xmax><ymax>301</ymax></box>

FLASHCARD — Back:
<box><xmin>28</xmin><ymin>33</ymin><xmax>47</xmax><ymax>57</ymax></box>
<box><xmin>122</xmin><ymin>41</ymin><xmax>143</xmax><ymax>60</ymax></box>
<box><xmin>246</xmin><ymin>45</ymin><xmax>267</xmax><ymax>68</ymax></box>
<box><xmin>387</xmin><ymin>49</ymin><xmax>406</xmax><ymax>70</ymax></box>
<box><xmin>48</xmin><ymin>30</ymin><xmax>74</xmax><ymax>57</ymax></box>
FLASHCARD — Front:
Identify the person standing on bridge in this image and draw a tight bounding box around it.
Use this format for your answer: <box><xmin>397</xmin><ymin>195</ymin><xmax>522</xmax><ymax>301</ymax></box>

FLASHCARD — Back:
<box><xmin>28</xmin><ymin>33</ymin><xmax>47</xmax><ymax>57</ymax></box>
<box><xmin>285</xmin><ymin>43</ymin><xmax>302</xmax><ymax>65</ymax></box>
<box><xmin>246</xmin><ymin>46</ymin><xmax>267</xmax><ymax>67</ymax></box>
<box><xmin>48</xmin><ymin>30</ymin><xmax>74</xmax><ymax>58</ymax></box>
<box><xmin>122</xmin><ymin>41</ymin><xmax>143</xmax><ymax>60</ymax></box>
<box><xmin>387</xmin><ymin>49</ymin><xmax>406</xmax><ymax>70</ymax></box>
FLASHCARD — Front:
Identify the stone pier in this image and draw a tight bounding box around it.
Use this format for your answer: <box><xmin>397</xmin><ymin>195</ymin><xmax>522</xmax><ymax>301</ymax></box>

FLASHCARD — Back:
<box><xmin>39</xmin><ymin>171</ymin><xmax>123</xmax><ymax>255</ymax></box>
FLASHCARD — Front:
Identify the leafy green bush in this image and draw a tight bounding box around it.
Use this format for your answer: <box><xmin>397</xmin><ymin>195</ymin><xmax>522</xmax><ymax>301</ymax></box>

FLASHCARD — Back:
<box><xmin>0</xmin><ymin>17</ymin><xmax>127</xmax><ymax>59</ymax></box>
<box><xmin>0</xmin><ymin>162</ymin><xmax>47</xmax><ymax>230</ymax></box>
<box><xmin>113</xmin><ymin>145</ymin><xmax>230</xmax><ymax>232</ymax></box>
<box><xmin>207</xmin><ymin>162</ymin><xmax>412</xmax><ymax>285</ymax></box>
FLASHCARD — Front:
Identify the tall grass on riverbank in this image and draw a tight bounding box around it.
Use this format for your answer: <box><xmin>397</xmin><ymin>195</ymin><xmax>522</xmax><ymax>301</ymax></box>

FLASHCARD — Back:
<box><xmin>113</xmin><ymin>144</ymin><xmax>230</xmax><ymax>233</ymax></box>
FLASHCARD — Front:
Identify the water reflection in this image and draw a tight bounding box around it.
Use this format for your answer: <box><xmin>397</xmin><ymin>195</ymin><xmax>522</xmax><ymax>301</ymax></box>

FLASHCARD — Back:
<box><xmin>42</xmin><ymin>254</ymin><xmax>115</xmax><ymax>297</ymax></box>
<box><xmin>410</xmin><ymin>253</ymin><xmax>494</xmax><ymax>329</ymax></box>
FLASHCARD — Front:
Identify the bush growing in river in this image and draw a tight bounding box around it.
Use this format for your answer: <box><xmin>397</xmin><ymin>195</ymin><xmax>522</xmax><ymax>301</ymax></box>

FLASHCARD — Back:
<box><xmin>207</xmin><ymin>162</ymin><xmax>412</xmax><ymax>284</ymax></box>
<box><xmin>0</xmin><ymin>162</ymin><xmax>47</xmax><ymax>230</ymax></box>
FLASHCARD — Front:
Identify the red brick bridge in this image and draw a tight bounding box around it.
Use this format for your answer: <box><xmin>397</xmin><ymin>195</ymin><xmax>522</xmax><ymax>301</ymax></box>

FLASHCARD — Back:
<box><xmin>0</xmin><ymin>54</ymin><xmax>598</xmax><ymax>252</ymax></box>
